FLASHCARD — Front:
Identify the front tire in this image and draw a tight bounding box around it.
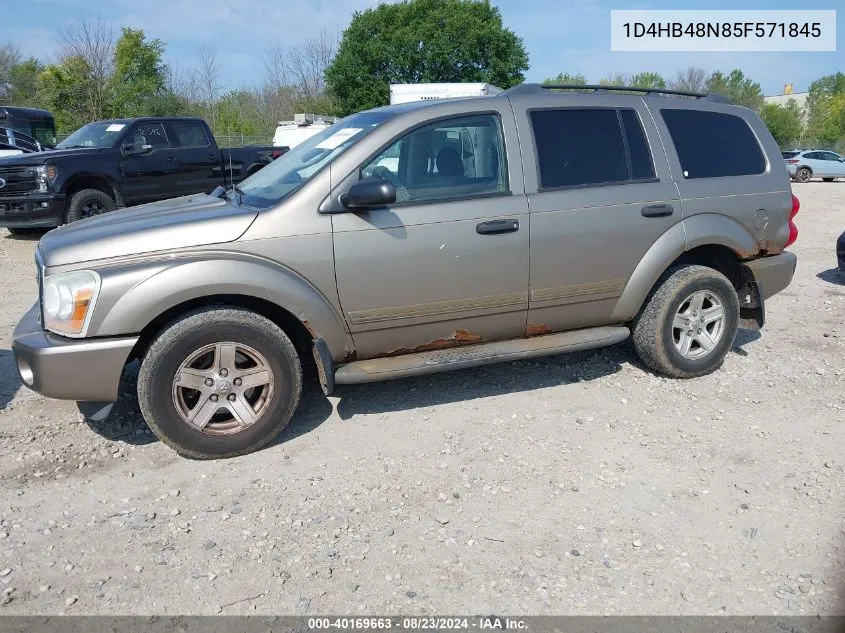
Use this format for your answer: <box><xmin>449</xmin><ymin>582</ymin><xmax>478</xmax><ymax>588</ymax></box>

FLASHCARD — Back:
<box><xmin>632</xmin><ymin>265</ymin><xmax>739</xmax><ymax>378</ymax></box>
<box><xmin>65</xmin><ymin>189</ymin><xmax>115</xmax><ymax>223</ymax></box>
<box><xmin>795</xmin><ymin>167</ymin><xmax>812</xmax><ymax>183</ymax></box>
<box><xmin>137</xmin><ymin>308</ymin><xmax>303</xmax><ymax>459</ymax></box>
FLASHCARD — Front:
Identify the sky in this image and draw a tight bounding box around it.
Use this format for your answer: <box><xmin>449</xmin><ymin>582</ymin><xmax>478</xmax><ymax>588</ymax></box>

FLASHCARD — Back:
<box><xmin>1</xmin><ymin>0</ymin><xmax>842</xmax><ymax>95</ymax></box>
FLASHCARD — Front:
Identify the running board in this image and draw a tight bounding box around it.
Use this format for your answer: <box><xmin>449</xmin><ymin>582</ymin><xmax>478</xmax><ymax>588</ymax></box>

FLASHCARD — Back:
<box><xmin>334</xmin><ymin>326</ymin><xmax>630</xmax><ymax>385</ymax></box>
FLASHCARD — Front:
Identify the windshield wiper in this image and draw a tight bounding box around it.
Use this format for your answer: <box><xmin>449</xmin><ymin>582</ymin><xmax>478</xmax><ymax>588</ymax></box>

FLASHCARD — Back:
<box><xmin>59</xmin><ymin>144</ymin><xmax>89</xmax><ymax>149</ymax></box>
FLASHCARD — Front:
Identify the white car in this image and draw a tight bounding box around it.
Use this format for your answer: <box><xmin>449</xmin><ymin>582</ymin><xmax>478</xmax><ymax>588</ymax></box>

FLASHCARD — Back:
<box><xmin>783</xmin><ymin>149</ymin><xmax>845</xmax><ymax>182</ymax></box>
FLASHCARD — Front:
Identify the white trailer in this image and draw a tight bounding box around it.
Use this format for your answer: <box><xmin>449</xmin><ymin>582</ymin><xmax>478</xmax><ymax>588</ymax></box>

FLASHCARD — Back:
<box><xmin>272</xmin><ymin>113</ymin><xmax>337</xmax><ymax>149</ymax></box>
<box><xmin>389</xmin><ymin>83</ymin><xmax>503</xmax><ymax>105</ymax></box>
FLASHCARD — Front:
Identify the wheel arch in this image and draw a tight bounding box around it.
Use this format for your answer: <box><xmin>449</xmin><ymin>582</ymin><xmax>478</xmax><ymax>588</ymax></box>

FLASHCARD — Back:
<box><xmin>612</xmin><ymin>215</ymin><xmax>759</xmax><ymax>322</ymax></box>
<box><xmin>63</xmin><ymin>173</ymin><xmax>123</xmax><ymax>206</ymax></box>
<box><xmin>90</xmin><ymin>255</ymin><xmax>354</xmax><ymax>361</ymax></box>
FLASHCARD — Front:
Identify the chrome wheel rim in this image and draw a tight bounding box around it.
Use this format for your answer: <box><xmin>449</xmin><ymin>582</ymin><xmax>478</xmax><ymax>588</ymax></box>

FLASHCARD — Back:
<box><xmin>171</xmin><ymin>342</ymin><xmax>274</xmax><ymax>435</ymax></box>
<box><xmin>672</xmin><ymin>290</ymin><xmax>726</xmax><ymax>360</ymax></box>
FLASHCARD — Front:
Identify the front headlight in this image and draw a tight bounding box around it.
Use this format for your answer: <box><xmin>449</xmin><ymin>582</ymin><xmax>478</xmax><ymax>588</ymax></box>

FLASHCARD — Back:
<box><xmin>41</xmin><ymin>270</ymin><xmax>101</xmax><ymax>337</ymax></box>
<box><xmin>35</xmin><ymin>165</ymin><xmax>57</xmax><ymax>193</ymax></box>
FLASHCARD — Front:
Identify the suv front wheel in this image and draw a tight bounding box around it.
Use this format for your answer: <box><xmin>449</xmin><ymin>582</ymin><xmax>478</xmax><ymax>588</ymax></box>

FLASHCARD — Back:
<box><xmin>137</xmin><ymin>307</ymin><xmax>303</xmax><ymax>459</ymax></box>
<box><xmin>632</xmin><ymin>265</ymin><xmax>739</xmax><ymax>378</ymax></box>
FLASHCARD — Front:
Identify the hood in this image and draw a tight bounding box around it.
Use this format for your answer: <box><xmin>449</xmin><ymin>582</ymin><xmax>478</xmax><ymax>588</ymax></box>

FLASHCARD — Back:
<box><xmin>0</xmin><ymin>147</ymin><xmax>107</xmax><ymax>166</ymax></box>
<box><xmin>39</xmin><ymin>193</ymin><xmax>258</xmax><ymax>268</ymax></box>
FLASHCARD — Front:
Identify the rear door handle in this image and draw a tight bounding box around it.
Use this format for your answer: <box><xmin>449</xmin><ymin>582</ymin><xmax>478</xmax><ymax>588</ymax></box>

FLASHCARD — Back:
<box><xmin>641</xmin><ymin>203</ymin><xmax>674</xmax><ymax>218</ymax></box>
<box><xmin>476</xmin><ymin>219</ymin><xmax>519</xmax><ymax>235</ymax></box>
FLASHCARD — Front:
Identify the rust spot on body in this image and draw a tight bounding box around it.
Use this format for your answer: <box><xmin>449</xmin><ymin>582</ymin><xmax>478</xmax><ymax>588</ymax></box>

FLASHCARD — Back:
<box><xmin>343</xmin><ymin>350</ymin><xmax>358</xmax><ymax>363</ymax></box>
<box><xmin>524</xmin><ymin>323</ymin><xmax>552</xmax><ymax>337</ymax></box>
<box><xmin>302</xmin><ymin>320</ymin><xmax>317</xmax><ymax>339</ymax></box>
<box><xmin>378</xmin><ymin>329</ymin><xmax>482</xmax><ymax>357</ymax></box>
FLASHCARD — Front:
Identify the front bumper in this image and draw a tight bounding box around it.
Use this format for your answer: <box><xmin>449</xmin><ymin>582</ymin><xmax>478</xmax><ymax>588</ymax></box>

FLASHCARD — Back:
<box><xmin>744</xmin><ymin>251</ymin><xmax>797</xmax><ymax>300</ymax></box>
<box><xmin>12</xmin><ymin>303</ymin><xmax>138</xmax><ymax>401</ymax></box>
<box><xmin>837</xmin><ymin>231</ymin><xmax>845</xmax><ymax>271</ymax></box>
<box><xmin>0</xmin><ymin>194</ymin><xmax>66</xmax><ymax>228</ymax></box>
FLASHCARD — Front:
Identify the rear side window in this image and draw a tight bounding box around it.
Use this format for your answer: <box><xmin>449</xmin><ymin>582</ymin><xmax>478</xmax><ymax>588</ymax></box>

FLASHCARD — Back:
<box><xmin>171</xmin><ymin>121</ymin><xmax>211</xmax><ymax>148</ymax></box>
<box><xmin>660</xmin><ymin>109</ymin><xmax>765</xmax><ymax>179</ymax></box>
<box><xmin>781</xmin><ymin>151</ymin><xmax>799</xmax><ymax>159</ymax></box>
<box><xmin>530</xmin><ymin>108</ymin><xmax>655</xmax><ymax>189</ymax></box>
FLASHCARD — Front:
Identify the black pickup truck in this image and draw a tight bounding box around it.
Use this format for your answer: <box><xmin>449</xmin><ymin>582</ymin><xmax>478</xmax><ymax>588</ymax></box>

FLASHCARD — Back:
<box><xmin>0</xmin><ymin>116</ymin><xmax>286</xmax><ymax>232</ymax></box>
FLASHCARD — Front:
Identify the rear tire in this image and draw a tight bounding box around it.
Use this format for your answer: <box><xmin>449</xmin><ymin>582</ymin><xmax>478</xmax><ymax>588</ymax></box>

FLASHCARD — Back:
<box><xmin>795</xmin><ymin>167</ymin><xmax>812</xmax><ymax>183</ymax></box>
<box><xmin>632</xmin><ymin>265</ymin><xmax>739</xmax><ymax>378</ymax></box>
<box><xmin>137</xmin><ymin>307</ymin><xmax>303</xmax><ymax>459</ymax></box>
<box><xmin>65</xmin><ymin>189</ymin><xmax>115</xmax><ymax>223</ymax></box>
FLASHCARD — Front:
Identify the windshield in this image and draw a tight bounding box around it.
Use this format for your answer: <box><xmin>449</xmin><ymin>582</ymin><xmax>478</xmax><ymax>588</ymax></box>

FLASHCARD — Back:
<box><xmin>238</xmin><ymin>110</ymin><xmax>394</xmax><ymax>208</ymax></box>
<box><xmin>57</xmin><ymin>121</ymin><xmax>129</xmax><ymax>149</ymax></box>
<box><xmin>2</xmin><ymin>119</ymin><xmax>56</xmax><ymax>146</ymax></box>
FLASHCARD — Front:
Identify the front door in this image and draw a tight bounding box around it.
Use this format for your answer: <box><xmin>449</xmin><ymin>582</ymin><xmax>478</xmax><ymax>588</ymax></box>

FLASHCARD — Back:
<box><xmin>331</xmin><ymin>113</ymin><xmax>529</xmax><ymax>359</ymax></box>
<box><xmin>819</xmin><ymin>151</ymin><xmax>845</xmax><ymax>178</ymax></box>
<box><xmin>119</xmin><ymin>122</ymin><xmax>179</xmax><ymax>205</ymax></box>
<box><xmin>166</xmin><ymin>120</ymin><xmax>221</xmax><ymax>195</ymax></box>
<box><xmin>515</xmin><ymin>100</ymin><xmax>681</xmax><ymax>332</ymax></box>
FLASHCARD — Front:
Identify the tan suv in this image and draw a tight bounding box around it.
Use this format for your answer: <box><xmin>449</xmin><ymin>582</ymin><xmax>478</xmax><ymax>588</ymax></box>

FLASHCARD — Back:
<box><xmin>12</xmin><ymin>84</ymin><xmax>799</xmax><ymax>459</ymax></box>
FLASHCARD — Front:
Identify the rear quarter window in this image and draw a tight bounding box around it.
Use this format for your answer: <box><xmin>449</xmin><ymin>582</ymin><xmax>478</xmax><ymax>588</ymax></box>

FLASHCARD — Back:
<box><xmin>660</xmin><ymin>109</ymin><xmax>766</xmax><ymax>179</ymax></box>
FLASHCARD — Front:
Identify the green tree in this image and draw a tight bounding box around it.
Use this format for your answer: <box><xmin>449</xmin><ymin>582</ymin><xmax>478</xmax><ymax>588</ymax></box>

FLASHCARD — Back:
<box><xmin>37</xmin><ymin>55</ymin><xmax>96</xmax><ymax>131</ymax></box>
<box><xmin>325</xmin><ymin>0</ymin><xmax>529</xmax><ymax>115</ymax></box>
<box><xmin>599</xmin><ymin>73</ymin><xmax>628</xmax><ymax>87</ymax></box>
<box><xmin>107</xmin><ymin>27</ymin><xmax>168</xmax><ymax>117</ymax></box>
<box><xmin>705</xmin><ymin>69</ymin><xmax>763</xmax><ymax>111</ymax></box>
<box><xmin>630</xmin><ymin>72</ymin><xmax>666</xmax><ymax>89</ymax></box>
<box><xmin>542</xmin><ymin>72</ymin><xmax>587</xmax><ymax>85</ymax></box>
<box><xmin>8</xmin><ymin>57</ymin><xmax>43</xmax><ymax>104</ymax></box>
<box><xmin>806</xmin><ymin>72</ymin><xmax>845</xmax><ymax>143</ymax></box>
<box><xmin>760</xmin><ymin>100</ymin><xmax>803</xmax><ymax>147</ymax></box>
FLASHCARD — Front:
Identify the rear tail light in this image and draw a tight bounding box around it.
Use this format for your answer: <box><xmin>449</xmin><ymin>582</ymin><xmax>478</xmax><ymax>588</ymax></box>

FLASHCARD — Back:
<box><xmin>785</xmin><ymin>159</ymin><xmax>799</xmax><ymax>164</ymax></box>
<box><xmin>785</xmin><ymin>193</ymin><xmax>800</xmax><ymax>247</ymax></box>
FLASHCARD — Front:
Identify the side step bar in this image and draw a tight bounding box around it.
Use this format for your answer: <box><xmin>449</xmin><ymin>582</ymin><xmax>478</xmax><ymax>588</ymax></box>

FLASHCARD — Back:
<box><xmin>334</xmin><ymin>326</ymin><xmax>630</xmax><ymax>385</ymax></box>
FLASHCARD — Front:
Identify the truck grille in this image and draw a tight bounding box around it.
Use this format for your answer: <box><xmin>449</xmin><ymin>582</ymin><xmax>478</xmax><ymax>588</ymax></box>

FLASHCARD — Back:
<box><xmin>0</xmin><ymin>165</ymin><xmax>38</xmax><ymax>195</ymax></box>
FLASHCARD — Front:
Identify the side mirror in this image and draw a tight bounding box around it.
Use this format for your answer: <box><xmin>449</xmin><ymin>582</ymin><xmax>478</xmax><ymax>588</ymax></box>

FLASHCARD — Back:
<box><xmin>342</xmin><ymin>178</ymin><xmax>396</xmax><ymax>209</ymax></box>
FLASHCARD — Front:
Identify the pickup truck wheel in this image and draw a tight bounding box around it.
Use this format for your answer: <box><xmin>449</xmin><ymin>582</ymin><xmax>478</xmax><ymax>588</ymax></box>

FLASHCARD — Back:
<box><xmin>137</xmin><ymin>308</ymin><xmax>302</xmax><ymax>459</ymax></box>
<box><xmin>66</xmin><ymin>189</ymin><xmax>115</xmax><ymax>223</ymax></box>
<box><xmin>632</xmin><ymin>265</ymin><xmax>739</xmax><ymax>378</ymax></box>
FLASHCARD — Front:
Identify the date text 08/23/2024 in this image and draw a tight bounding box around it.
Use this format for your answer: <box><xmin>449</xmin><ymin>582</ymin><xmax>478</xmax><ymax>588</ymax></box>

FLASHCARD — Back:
<box><xmin>307</xmin><ymin>618</ymin><xmax>527</xmax><ymax>630</ymax></box>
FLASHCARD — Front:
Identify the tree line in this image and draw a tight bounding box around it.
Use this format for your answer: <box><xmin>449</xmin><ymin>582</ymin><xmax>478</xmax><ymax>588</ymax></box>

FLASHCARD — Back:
<box><xmin>0</xmin><ymin>0</ymin><xmax>843</xmax><ymax>151</ymax></box>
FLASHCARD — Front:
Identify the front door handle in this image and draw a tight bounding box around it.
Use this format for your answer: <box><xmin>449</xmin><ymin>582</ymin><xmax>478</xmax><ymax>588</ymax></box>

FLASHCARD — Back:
<box><xmin>641</xmin><ymin>203</ymin><xmax>674</xmax><ymax>218</ymax></box>
<box><xmin>476</xmin><ymin>219</ymin><xmax>519</xmax><ymax>235</ymax></box>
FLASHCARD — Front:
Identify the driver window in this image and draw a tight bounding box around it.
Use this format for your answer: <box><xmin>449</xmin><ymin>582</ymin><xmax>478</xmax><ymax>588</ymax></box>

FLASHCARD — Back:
<box><xmin>361</xmin><ymin>114</ymin><xmax>507</xmax><ymax>205</ymax></box>
<box><xmin>133</xmin><ymin>123</ymin><xmax>170</xmax><ymax>150</ymax></box>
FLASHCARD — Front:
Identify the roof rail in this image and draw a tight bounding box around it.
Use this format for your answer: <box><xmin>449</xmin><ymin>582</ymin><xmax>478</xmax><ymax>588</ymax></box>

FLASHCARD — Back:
<box><xmin>504</xmin><ymin>83</ymin><xmax>733</xmax><ymax>103</ymax></box>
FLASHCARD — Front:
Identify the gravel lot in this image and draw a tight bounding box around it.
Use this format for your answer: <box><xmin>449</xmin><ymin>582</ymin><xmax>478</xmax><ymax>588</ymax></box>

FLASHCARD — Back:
<box><xmin>0</xmin><ymin>182</ymin><xmax>842</xmax><ymax>616</ymax></box>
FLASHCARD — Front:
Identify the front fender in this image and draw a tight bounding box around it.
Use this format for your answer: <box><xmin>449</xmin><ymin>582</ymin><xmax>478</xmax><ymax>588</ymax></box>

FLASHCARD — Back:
<box><xmin>89</xmin><ymin>253</ymin><xmax>353</xmax><ymax>359</ymax></box>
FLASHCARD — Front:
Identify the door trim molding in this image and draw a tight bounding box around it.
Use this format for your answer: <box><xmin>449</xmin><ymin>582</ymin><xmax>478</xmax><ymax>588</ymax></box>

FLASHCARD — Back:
<box><xmin>530</xmin><ymin>279</ymin><xmax>625</xmax><ymax>304</ymax></box>
<box><xmin>348</xmin><ymin>291</ymin><xmax>528</xmax><ymax>325</ymax></box>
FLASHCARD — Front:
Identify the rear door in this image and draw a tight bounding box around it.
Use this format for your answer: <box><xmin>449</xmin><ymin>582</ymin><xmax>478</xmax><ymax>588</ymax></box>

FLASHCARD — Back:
<box><xmin>119</xmin><ymin>121</ymin><xmax>179</xmax><ymax>204</ymax></box>
<box><xmin>165</xmin><ymin>120</ymin><xmax>221</xmax><ymax>196</ymax></box>
<box><xmin>515</xmin><ymin>97</ymin><xmax>680</xmax><ymax>332</ymax></box>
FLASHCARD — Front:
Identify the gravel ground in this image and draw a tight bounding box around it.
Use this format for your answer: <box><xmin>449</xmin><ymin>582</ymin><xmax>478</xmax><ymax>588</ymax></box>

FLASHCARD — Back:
<box><xmin>0</xmin><ymin>182</ymin><xmax>842</xmax><ymax>616</ymax></box>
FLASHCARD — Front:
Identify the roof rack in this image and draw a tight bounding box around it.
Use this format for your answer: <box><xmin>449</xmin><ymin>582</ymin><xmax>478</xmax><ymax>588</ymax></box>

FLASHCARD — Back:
<box><xmin>504</xmin><ymin>83</ymin><xmax>733</xmax><ymax>103</ymax></box>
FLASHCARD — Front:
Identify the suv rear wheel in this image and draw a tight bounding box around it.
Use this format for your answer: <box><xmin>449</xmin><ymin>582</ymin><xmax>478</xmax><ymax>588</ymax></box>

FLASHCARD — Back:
<box><xmin>137</xmin><ymin>307</ymin><xmax>302</xmax><ymax>459</ymax></box>
<box><xmin>632</xmin><ymin>265</ymin><xmax>739</xmax><ymax>378</ymax></box>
